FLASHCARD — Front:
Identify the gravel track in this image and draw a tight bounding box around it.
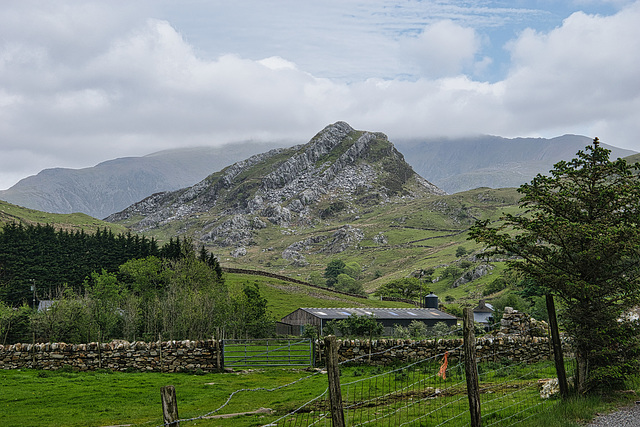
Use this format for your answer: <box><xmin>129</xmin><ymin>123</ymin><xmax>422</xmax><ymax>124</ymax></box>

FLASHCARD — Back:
<box><xmin>585</xmin><ymin>402</ymin><xmax>640</xmax><ymax>426</ymax></box>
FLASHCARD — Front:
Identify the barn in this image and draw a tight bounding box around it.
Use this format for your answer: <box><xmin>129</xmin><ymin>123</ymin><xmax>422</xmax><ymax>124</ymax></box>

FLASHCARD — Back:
<box><xmin>280</xmin><ymin>307</ymin><xmax>458</xmax><ymax>336</ymax></box>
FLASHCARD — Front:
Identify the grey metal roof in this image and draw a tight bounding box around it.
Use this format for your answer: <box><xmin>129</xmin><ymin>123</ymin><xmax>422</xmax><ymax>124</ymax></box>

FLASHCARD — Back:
<box><xmin>473</xmin><ymin>301</ymin><xmax>494</xmax><ymax>313</ymax></box>
<box><xmin>295</xmin><ymin>307</ymin><xmax>457</xmax><ymax>321</ymax></box>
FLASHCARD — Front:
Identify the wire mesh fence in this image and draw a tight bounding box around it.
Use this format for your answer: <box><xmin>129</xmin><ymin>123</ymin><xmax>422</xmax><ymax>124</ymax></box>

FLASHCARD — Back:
<box><xmin>159</xmin><ymin>308</ymin><xmax>574</xmax><ymax>426</ymax></box>
<box><xmin>266</xmin><ymin>312</ymin><xmax>573</xmax><ymax>426</ymax></box>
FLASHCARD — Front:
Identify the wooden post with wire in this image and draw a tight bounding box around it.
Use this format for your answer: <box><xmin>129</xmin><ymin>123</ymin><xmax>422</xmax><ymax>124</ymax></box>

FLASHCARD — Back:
<box><xmin>463</xmin><ymin>307</ymin><xmax>482</xmax><ymax>427</ymax></box>
<box><xmin>161</xmin><ymin>385</ymin><xmax>180</xmax><ymax>426</ymax></box>
<box><xmin>325</xmin><ymin>335</ymin><xmax>345</xmax><ymax>427</ymax></box>
<box><xmin>546</xmin><ymin>294</ymin><xmax>569</xmax><ymax>399</ymax></box>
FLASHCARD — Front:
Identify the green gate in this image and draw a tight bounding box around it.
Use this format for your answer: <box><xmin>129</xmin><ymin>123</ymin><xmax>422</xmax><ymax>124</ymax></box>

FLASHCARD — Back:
<box><xmin>222</xmin><ymin>338</ymin><xmax>314</xmax><ymax>368</ymax></box>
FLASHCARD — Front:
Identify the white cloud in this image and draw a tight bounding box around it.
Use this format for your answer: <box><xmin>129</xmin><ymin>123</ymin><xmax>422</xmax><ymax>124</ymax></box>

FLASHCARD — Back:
<box><xmin>500</xmin><ymin>2</ymin><xmax>640</xmax><ymax>141</ymax></box>
<box><xmin>402</xmin><ymin>20</ymin><xmax>482</xmax><ymax>78</ymax></box>
<box><xmin>1</xmin><ymin>1</ymin><xmax>640</xmax><ymax>189</ymax></box>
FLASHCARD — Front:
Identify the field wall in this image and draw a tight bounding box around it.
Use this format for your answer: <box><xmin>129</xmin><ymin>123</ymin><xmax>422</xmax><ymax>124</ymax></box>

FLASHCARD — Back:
<box><xmin>0</xmin><ymin>340</ymin><xmax>221</xmax><ymax>373</ymax></box>
<box><xmin>0</xmin><ymin>334</ymin><xmax>551</xmax><ymax>372</ymax></box>
<box><xmin>331</xmin><ymin>335</ymin><xmax>551</xmax><ymax>365</ymax></box>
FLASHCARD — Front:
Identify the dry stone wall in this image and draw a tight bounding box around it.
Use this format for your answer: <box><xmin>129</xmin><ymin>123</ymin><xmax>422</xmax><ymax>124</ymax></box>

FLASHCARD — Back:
<box><xmin>0</xmin><ymin>340</ymin><xmax>220</xmax><ymax>373</ymax></box>
<box><xmin>331</xmin><ymin>335</ymin><xmax>551</xmax><ymax>365</ymax></box>
<box><xmin>1</xmin><ymin>309</ymin><xmax>551</xmax><ymax>371</ymax></box>
<box><xmin>1</xmin><ymin>335</ymin><xmax>550</xmax><ymax>372</ymax></box>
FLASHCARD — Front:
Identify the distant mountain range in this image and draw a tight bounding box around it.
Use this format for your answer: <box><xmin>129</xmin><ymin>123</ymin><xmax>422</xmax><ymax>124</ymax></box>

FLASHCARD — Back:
<box><xmin>394</xmin><ymin>134</ymin><xmax>635</xmax><ymax>193</ymax></box>
<box><xmin>0</xmin><ymin>127</ymin><xmax>635</xmax><ymax>219</ymax></box>
<box><xmin>0</xmin><ymin>142</ymin><xmax>283</xmax><ymax>219</ymax></box>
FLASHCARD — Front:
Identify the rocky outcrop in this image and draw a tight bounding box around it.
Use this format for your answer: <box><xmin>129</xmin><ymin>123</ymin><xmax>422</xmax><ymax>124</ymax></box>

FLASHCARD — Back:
<box><xmin>107</xmin><ymin>122</ymin><xmax>445</xmax><ymax>249</ymax></box>
<box><xmin>453</xmin><ymin>263</ymin><xmax>494</xmax><ymax>288</ymax></box>
<box><xmin>322</xmin><ymin>225</ymin><xmax>364</xmax><ymax>254</ymax></box>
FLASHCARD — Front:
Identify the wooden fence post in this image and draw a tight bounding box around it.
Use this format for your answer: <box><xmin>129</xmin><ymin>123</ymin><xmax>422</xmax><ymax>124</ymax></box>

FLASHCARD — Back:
<box><xmin>324</xmin><ymin>335</ymin><xmax>346</xmax><ymax>427</ymax></box>
<box><xmin>546</xmin><ymin>294</ymin><xmax>569</xmax><ymax>399</ymax></box>
<box><xmin>159</xmin><ymin>334</ymin><xmax>163</xmax><ymax>373</ymax></box>
<box><xmin>161</xmin><ymin>385</ymin><xmax>180</xmax><ymax>427</ymax></box>
<box><xmin>463</xmin><ymin>307</ymin><xmax>482</xmax><ymax>427</ymax></box>
<box><xmin>215</xmin><ymin>338</ymin><xmax>221</xmax><ymax>371</ymax></box>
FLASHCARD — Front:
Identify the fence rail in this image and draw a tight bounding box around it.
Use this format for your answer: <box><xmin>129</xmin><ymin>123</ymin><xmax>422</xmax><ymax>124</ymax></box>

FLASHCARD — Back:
<box><xmin>222</xmin><ymin>338</ymin><xmax>314</xmax><ymax>368</ymax></box>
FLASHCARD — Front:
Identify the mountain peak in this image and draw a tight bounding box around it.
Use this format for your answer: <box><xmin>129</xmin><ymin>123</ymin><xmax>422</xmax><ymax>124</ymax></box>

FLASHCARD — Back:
<box><xmin>107</xmin><ymin>122</ymin><xmax>444</xmax><ymax>248</ymax></box>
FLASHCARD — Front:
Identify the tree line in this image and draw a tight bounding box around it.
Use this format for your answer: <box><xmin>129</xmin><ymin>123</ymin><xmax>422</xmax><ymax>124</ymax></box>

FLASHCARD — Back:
<box><xmin>0</xmin><ymin>223</ymin><xmax>273</xmax><ymax>345</ymax></box>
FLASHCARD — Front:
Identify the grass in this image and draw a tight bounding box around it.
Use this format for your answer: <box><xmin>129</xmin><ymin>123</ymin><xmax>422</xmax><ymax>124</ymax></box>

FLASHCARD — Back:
<box><xmin>225</xmin><ymin>273</ymin><xmax>414</xmax><ymax>320</ymax></box>
<box><xmin>0</xmin><ymin>200</ymin><xmax>127</xmax><ymax>234</ymax></box>
<box><xmin>4</xmin><ymin>351</ymin><xmax>640</xmax><ymax>427</ymax></box>
<box><xmin>4</xmin><ymin>362</ymin><xmax>636</xmax><ymax>427</ymax></box>
<box><xmin>0</xmin><ymin>367</ymin><xmax>324</xmax><ymax>427</ymax></box>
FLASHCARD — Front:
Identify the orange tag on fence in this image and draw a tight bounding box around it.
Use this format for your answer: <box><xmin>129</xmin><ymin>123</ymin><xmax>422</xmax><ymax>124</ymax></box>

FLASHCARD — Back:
<box><xmin>437</xmin><ymin>351</ymin><xmax>449</xmax><ymax>379</ymax></box>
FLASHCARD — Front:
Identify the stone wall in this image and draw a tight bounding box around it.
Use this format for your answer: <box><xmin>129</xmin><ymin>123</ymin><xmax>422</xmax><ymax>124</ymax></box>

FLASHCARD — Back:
<box><xmin>1</xmin><ymin>310</ymin><xmax>552</xmax><ymax>372</ymax></box>
<box><xmin>1</xmin><ymin>334</ymin><xmax>550</xmax><ymax>372</ymax></box>
<box><xmin>0</xmin><ymin>339</ymin><xmax>221</xmax><ymax>372</ymax></box>
<box><xmin>331</xmin><ymin>334</ymin><xmax>551</xmax><ymax>366</ymax></box>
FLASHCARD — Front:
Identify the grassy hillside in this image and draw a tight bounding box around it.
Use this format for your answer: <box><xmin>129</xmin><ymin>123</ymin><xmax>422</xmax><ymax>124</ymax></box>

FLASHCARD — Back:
<box><xmin>214</xmin><ymin>187</ymin><xmax>521</xmax><ymax>300</ymax></box>
<box><xmin>225</xmin><ymin>273</ymin><xmax>414</xmax><ymax>320</ymax></box>
<box><xmin>0</xmin><ymin>200</ymin><xmax>127</xmax><ymax>234</ymax></box>
<box><xmin>2</xmin><ymin>188</ymin><xmax>523</xmax><ymax>314</ymax></box>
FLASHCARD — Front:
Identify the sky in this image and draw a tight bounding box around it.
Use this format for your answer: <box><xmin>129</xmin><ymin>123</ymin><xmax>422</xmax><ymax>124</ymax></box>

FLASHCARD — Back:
<box><xmin>1</xmin><ymin>0</ymin><xmax>640</xmax><ymax>190</ymax></box>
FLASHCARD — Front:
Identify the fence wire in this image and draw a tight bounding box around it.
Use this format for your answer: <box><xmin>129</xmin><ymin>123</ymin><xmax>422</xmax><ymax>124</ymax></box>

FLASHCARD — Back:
<box><xmin>273</xmin><ymin>324</ymin><xmax>573</xmax><ymax>427</ymax></box>
<box><xmin>160</xmin><ymin>321</ymin><xmax>574</xmax><ymax>426</ymax></box>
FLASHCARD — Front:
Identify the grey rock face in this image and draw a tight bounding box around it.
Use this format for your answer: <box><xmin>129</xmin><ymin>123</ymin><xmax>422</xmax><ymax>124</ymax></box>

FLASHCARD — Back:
<box><xmin>453</xmin><ymin>263</ymin><xmax>494</xmax><ymax>288</ymax></box>
<box><xmin>107</xmin><ymin>122</ymin><xmax>445</xmax><ymax>249</ymax></box>
<box><xmin>373</xmin><ymin>232</ymin><xmax>388</xmax><ymax>245</ymax></box>
<box><xmin>322</xmin><ymin>225</ymin><xmax>364</xmax><ymax>254</ymax></box>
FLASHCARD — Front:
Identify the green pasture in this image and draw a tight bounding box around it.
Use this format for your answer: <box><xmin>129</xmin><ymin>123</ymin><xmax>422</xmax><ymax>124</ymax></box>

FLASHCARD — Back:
<box><xmin>0</xmin><ymin>200</ymin><xmax>127</xmax><ymax>234</ymax></box>
<box><xmin>3</xmin><ymin>359</ymin><xmax>632</xmax><ymax>427</ymax></box>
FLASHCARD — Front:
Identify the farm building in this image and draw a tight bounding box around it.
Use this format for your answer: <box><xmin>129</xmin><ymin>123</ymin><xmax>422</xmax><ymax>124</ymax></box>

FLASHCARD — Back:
<box><xmin>473</xmin><ymin>300</ymin><xmax>495</xmax><ymax>324</ymax></box>
<box><xmin>280</xmin><ymin>307</ymin><xmax>458</xmax><ymax>336</ymax></box>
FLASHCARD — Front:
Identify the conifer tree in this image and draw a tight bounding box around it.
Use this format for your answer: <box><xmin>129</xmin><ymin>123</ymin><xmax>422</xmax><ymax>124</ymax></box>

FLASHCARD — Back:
<box><xmin>470</xmin><ymin>139</ymin><xmax>640</xmax><ymax>392</ymax></box>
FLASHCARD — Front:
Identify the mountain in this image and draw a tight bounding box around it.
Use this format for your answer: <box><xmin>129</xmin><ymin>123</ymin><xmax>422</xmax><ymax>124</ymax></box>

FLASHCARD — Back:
<box><xmin>0</xmin><ymin>142</ymin><xmax>283</xmax><ymax>219</ymax></box>
<box><xmin>394</xmin><ymin>134</ymin><xmax>636</xmax><ymax>194</ymax></box>
<box><xmin>107</xmin><ymin>121</ymin><xmax>444</xmax><ymax>246</ymax></box>
<box><xmin>0</xmin><ymin>199</ymin><xmax>127</xmax><ymax>234</ymax></box>
<box><xmin>2</xmin><ymin>128</ymin><xmax>635</xmax><ymax>220</ymax></box>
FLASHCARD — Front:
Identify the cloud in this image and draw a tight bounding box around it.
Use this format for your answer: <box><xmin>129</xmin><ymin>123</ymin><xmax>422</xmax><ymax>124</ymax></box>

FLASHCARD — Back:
<box><xmin>401</xmin><ymin>20</ymin><xmax>482</xmax><ymax>78</ymax></box>
<box><xmin>501</xmin><ymin>2</ymin><xmax>640</xmax><ymax>139</ymax></box>
<box><xmin>1</xmin><ymin>1</ymin><xmax>640</xmax><ymax>190</ymax></box>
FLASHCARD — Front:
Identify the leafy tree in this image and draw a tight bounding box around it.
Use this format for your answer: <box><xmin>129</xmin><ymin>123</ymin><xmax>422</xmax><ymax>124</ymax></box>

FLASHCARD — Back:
<box><xmin>324</xmin><ymin>259</ymin><xmax>346</xmax><ymax>287</ymax></box>
<box><xmin>339</xmin><ymin>314</ymin><xmax>383</xmax><ymax>339</ymax></box>
<box><xmin>374</xmin><ymin>277</ymin><xmax>428</xmax><ymax>300</ymax></box>
<box><xmin>231</xmin><ymin>282</ymin><xmax>274</xmax><ymax>338</ymax></box>
<box><xmin>301</xmin><ymin>324</ymin><xmax>320</xmax><ymax>340</ymax></box>
<box><xmin>489</xmin><ymin>291</ymin><xmax>528</xmax><ymax>322</ymax></box>
<box><xmin>335</xmin><ymin>273</ymin><xmax>364</xmax><ymax>295</ymax></box>
<box><xmin>440</xmin><ymin>265</ymin><xmax>462</xmax><ymax>281</ymax></box>
<box><xmin>455</xmin><ymin>246</ymin><xmax>467</xmax><ymax>257</ymax></box>
<box><xmin>343</xmin><ymin>261</ymin><xmax>361</xmax><ymax>280</ymax></box>
<box><xmin>32</xmin><ymin>287</ymin><xmax>91</xmax><ymax>343</ymax></box>
<box><xmin>470</xmin><ymin>140</ymin><xmax>640</xmax><ymax>392</ymax></box>
<box><xmin>408</xmin><ymin>320</ymin><xmax>429</xmax><ymax>338</ymax></box>
<box><xmin>85</xmin><ymin>269</ymin><xmax>126</xmax><ymax>342</ymax></box>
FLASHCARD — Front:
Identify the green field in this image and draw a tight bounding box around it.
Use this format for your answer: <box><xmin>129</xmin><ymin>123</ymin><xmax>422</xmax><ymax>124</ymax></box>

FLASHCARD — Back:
<box><xmin>3</xmin><ymin>360</ymin><xmax>631</xmax><ymax>427</ymax></box>
<box><xmin>0</xmin><ymin>200</ymin><xmax>127</xmax><ymax>234</ymax></box>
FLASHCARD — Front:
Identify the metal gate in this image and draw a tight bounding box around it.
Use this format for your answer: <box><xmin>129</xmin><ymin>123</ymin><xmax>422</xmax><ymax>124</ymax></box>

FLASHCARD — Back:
<box><xmin>222</xmin><ymin>338</ymin><xmax>314</xmax><ymax>368</ymax></box>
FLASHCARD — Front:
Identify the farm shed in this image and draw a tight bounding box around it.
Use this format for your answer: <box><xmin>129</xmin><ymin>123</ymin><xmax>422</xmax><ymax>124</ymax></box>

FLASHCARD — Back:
<box><xmin>280</xmin><ymin>307</ymin><xmax>458</xmax><ymax>336</ymax></box>
<box><xmin>473</xmin><ymin>300</ymin><xmax>494</xmax><ymax>324</ymax></box>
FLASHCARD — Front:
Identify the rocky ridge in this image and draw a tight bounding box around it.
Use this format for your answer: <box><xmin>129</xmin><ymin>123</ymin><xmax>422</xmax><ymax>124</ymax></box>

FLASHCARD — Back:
<box><xmin>107</xmin><ymin>122</ymin><xmax>445</xmax><ymax>253</ymax></box>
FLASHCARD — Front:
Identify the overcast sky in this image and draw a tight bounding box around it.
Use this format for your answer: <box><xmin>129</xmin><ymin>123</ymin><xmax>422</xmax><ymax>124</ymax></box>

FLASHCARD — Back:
<box><xmin>1</xmin><ymin>0</ymin><xmax>639</xmax><ymax>189</ymax></box>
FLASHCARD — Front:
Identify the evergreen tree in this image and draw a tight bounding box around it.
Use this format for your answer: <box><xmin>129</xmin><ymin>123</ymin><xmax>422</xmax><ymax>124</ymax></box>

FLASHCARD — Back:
<box><xmin>470</xmin><ymin>139</ymin><xmax>640</xmax><ymax>392</ymax></box>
